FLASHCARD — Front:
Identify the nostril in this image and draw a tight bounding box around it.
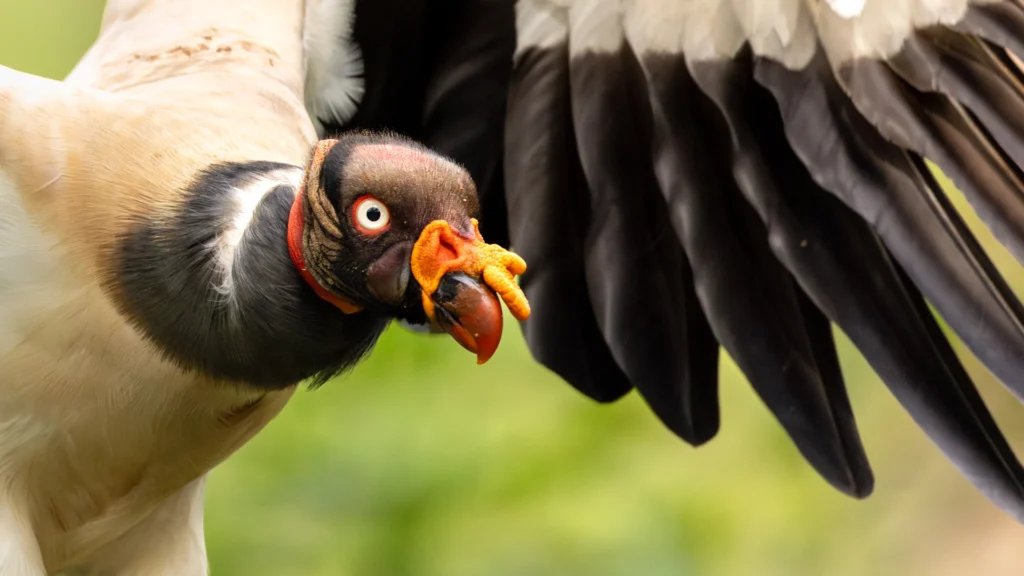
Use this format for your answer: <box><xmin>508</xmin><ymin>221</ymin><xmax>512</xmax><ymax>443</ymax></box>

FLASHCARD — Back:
<box><xmin>437</xmin><ymin>233</ymin><xmax>459</xmax><ymax>263</ymax></box>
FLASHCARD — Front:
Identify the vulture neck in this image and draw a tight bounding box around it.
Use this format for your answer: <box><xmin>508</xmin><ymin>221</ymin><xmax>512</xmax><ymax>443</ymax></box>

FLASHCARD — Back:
<box><xmin>285</xmin><ymin>139</ymin><xmax>364</xmax><ymax>315</ymax></box>
<box><xmin>113</xmin><ymin>161</ymin><xmax>389</xmax><ymax>390</ymax></box>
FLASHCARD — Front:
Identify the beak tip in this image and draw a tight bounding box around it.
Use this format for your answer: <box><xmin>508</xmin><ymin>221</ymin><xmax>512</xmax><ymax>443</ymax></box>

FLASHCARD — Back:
<box><xmin>474</xmin><ymin>336</ymin><xmax>499</xmax><ymax>365</ymax></box>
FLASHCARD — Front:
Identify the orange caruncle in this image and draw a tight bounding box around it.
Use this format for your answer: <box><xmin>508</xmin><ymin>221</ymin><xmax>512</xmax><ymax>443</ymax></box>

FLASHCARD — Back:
<box><xmin>410</xmin><ymin>218</ymin><xmax>530</xmax><ymax>323</ymax></box>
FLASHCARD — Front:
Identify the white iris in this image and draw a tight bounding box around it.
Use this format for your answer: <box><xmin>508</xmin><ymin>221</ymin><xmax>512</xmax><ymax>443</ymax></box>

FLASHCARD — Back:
<box><xmin>355</xmin><ymin>197</ymin><xmax>390</xmax><ymax>232</ymax></box>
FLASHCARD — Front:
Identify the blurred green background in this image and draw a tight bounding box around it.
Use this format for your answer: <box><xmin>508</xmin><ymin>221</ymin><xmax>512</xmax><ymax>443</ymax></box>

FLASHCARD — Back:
<box><xmin>5</xmin><ymin>1</ymin><xmax>1024</xmax><ymax>574</ymax></box>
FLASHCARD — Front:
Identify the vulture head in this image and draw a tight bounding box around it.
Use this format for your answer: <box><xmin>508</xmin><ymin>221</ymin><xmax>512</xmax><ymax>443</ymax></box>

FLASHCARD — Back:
<box><xmin>113</xmin><ymin>132</ymin><xmax>528</xmax><ymax>390</ymax></box>
<box><xmin>286</xmin><ymin>133</ymin><xmax>529</xmax><ymax>364</ymax></box>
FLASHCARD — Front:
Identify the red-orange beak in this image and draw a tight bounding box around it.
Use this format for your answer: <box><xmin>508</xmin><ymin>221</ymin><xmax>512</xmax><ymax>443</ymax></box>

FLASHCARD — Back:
<box><xmin>430</xmin><ymin>272</ymin><xmax>504</xmax><ymax>363</ymax></box>
<box><xmin>410</xmin><ymin>219</ymin><xmax>530</xmax><ymax>364</ymax></box>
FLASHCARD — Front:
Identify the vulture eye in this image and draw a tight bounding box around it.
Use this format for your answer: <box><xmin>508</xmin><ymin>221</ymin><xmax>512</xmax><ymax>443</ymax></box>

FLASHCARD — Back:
<box><xmin>352</xmin><ymin>195</ymin><xmax>391</xmax><ymax>235</ymax></box>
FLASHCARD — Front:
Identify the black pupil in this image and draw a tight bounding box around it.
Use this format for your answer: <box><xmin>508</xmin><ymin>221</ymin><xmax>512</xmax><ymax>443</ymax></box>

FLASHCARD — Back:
<box><xmin>366</xmin><ymin>206</ymin><xmax>381</xmax><ymax>222</ymax></box>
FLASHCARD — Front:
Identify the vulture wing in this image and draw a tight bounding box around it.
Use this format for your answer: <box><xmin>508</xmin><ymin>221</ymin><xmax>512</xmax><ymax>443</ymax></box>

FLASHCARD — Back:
<box><xmin>304</xmin><ymin>0</ymin><xmax>1024</xmax><ymax>520</ymax></box>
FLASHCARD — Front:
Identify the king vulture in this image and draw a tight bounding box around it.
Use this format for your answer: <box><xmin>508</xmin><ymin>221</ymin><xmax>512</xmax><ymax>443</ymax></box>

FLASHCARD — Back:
<box><xmin>3</xmin><ymin>0</ymin><xmax>1024</xmax><ymax>572</ymax></box>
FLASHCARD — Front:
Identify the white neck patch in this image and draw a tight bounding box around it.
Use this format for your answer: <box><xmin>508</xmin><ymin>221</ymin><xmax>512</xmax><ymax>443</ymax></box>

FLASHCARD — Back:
<box><xmin>214</xmin><ymin>167</ymin><xmax>304</xmax><ymax>300</ymax></box>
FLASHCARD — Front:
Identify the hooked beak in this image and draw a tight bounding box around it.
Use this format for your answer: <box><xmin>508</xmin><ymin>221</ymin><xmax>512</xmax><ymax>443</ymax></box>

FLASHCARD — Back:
<box><xmin>431</xmin><ymin>272</ymin><xmax>504</xmax><ymax>364</ymax></box>
<box><xmin>410</xmin><ymin>219</ymin><xmax>530</xmax><ymax>364</ymax></box>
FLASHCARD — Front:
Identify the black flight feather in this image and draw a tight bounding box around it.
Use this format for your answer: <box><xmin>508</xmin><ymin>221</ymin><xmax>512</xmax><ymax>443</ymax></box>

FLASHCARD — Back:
<box><xmin>872</xmin><ymin>31</ymin><xmax>1024</xmax><ymax>263</ymax></box>
<box><xmin>337</xmin><ymin>0</ymin><xmax>430</xmax><ymax>134</ymax></box>
<box><xmin>505</xmin><ymin>42</ymin><xmax>633</xmax><ymax>404</ymax></box>
<box><xmin>955</xmin><ymin>1</ymin><xmax>1024</xmax><ymax>62</ymax></box>
<box><xmin>827</xmin><ymin>53</ymin><xmax>1024</xmax><ymax>403</ymax></box>
<box><xmin>567</xmin><ymin>40</ymin><xmax>721</xmax><ymax>443</ymax></box>
<box><xmin>756</xmin><ymin>53</ymin><xmax>1024</xmax><ymax>518</ymax></box>
<box><xmin>639</xmin><ymin>50</ymin><xmax>866</xmax><ymax>482</ymax></box>
<box><xmin>674</xmin><ymin>50</ymin><xmax>875</xmax><ymax>495</ymax></box>
<box><xmin>416</xmin><ymin>0</ymin><xmax>517</xmax><ymax>247</ymax></box>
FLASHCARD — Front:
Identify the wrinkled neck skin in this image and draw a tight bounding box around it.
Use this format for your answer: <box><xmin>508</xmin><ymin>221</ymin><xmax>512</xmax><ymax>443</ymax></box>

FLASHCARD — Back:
<box><xmin>112</xmin><ymin>161</ymin><xmax>391</xmax><ymax>389</ymax></box>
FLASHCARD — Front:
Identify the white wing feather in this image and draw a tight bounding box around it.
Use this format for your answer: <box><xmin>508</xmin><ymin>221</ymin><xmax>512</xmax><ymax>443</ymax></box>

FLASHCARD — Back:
<box><xmin>303</xmin><ymin>0</ymin><xmax>363</xmax><ymax>133</ymax></box>
<box><xmin>519</xmin><ymin>0</ymin><xmax>1002</xmax><ymax>69</ymax></box>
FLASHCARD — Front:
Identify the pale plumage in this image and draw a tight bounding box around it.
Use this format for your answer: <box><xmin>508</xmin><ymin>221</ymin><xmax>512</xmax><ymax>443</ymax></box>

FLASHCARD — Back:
<box><xmin>0</xmin><ymin>1</ymin><xmax>323</xmax><ymax>572</ymax></box>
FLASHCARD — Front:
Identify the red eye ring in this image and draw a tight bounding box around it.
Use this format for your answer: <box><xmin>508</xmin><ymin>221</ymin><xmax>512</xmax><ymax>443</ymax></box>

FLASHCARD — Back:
<box><xmin>351</xmin><ymin>195</ymin><xmax>391</xmax><ymax>235</ymax></box>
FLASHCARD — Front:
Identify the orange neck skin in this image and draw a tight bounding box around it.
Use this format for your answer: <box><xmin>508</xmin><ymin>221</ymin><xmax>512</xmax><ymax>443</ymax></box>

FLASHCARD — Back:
<box><xmin>286</xmin><ymin>183</ymin><xmax>363</xmax><ymax>314</ymax></box>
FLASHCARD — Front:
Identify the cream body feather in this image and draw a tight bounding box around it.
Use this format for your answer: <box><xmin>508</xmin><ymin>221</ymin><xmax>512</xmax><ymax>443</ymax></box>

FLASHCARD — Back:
<box><xmin>0</xmin><ymin>1</ymin><xmax>314</xmax><ymax>572</ymax></box>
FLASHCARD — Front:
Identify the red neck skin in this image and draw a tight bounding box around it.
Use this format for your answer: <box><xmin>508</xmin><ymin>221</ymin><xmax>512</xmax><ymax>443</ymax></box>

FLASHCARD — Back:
<box><xmin>287</xmin><ymin>184</ymin><xmax>363</xmax><ymax>314</ymax></box>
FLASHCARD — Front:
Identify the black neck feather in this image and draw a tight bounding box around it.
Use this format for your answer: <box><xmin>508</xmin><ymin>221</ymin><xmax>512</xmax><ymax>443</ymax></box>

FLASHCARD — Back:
<box><xmin>112</xmin><ymin>161</ymin><xmax>390</xmax><ymax>389</ymax></box>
